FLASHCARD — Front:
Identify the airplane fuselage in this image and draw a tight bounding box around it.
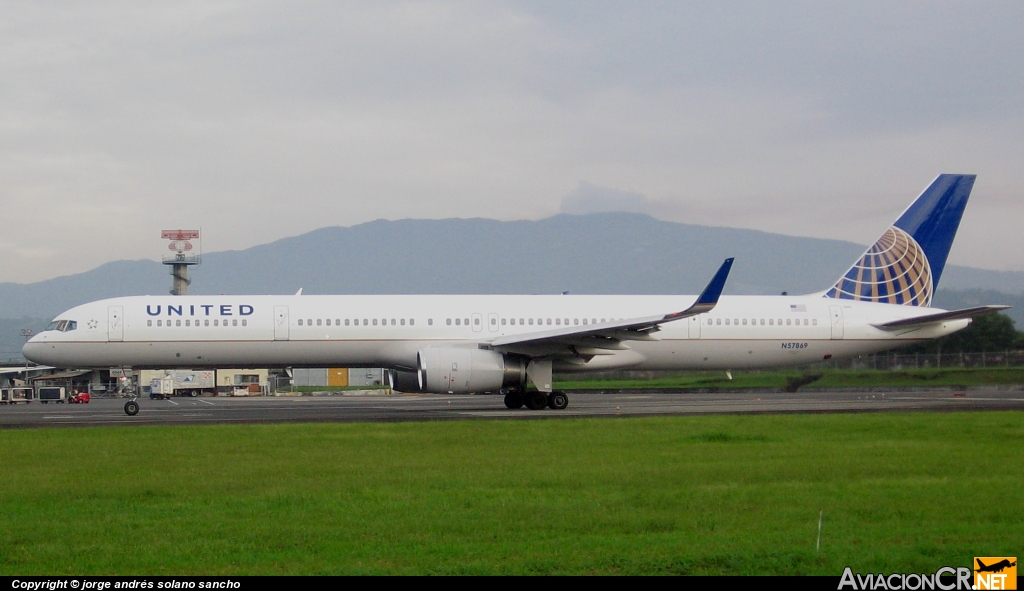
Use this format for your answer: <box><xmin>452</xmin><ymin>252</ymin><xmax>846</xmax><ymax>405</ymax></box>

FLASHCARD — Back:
<box><xmin>22</xmin><ymin>293</ymin><xmax>968</xmax><ymax>372</ymax></box>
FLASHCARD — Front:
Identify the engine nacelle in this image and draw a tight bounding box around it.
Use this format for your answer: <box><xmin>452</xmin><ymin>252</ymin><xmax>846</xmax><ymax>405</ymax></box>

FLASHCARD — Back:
<box><xmin>417</xmin><ymin>347</ymin><xmax>527</xmax><ymax>394</ymax></box>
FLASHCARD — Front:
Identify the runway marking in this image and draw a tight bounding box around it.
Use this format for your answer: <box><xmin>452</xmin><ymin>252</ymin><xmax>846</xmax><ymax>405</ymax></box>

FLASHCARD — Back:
<box><xmin>197</xmin><ymin>399</ymin><xmax>215</xmax><ymax>406</ymax></box>
<box><xmin>167</xmin><ymin>400</ymin><xmax>179</xmax><ymax>406</ymax></box>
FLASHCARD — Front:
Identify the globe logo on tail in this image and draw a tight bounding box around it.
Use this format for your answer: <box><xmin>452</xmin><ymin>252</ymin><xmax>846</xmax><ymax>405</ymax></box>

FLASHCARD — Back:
<box><xmin>825</xmin><ymin>226</ymin><xmax>933</xmax><ymax>306</ymax></box>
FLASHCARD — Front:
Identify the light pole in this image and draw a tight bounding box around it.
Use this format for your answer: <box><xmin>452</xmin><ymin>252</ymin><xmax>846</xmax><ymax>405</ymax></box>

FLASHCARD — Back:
<box><xmin>19</xmin><ymin>329</ymin><xmax>33</xmax><ymax>375</ymax></box>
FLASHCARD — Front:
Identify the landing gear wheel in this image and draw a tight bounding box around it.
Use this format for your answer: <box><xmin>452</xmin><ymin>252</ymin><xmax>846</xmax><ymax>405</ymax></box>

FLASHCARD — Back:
<box><xmin>503</xmin><ymin>392</ymin><xmax>524</xmax><ymax>409</ymax></box>
<box><xmin>548</xmin><ymin>392</ymin><xmax>569</xmax><ymax>410</ymax></box>
<box><xmin>525</xmin><ymin>392</ymin><xmax>549</xmax><ymax>410</ymax></box>
<box><xmin>124</xmin><ymin>400</ymin><xmax>139</xmax><ymax>416</ymax></box>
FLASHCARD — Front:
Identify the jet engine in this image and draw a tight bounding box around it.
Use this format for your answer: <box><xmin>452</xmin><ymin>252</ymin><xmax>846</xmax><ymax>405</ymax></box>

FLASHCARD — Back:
<box><xmin>417</xmin><ymin>347</ymin><xmax>527</xmax><ymax>394</ymax></box>
<box><xmin>386</xmin><ymin>369</ymin><xmax>425</xmax><ymax>393</ymax></box>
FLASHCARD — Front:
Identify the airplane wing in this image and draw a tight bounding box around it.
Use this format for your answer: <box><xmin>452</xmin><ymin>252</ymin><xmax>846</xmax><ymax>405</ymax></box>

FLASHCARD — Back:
<box><xmin>488</xmin><ymin>258</ymin><xmax>733</xmax><ymax>355</ymax></box>
<box><xmin>871</xmin><ymin>305</ymin><xmax>1011</xmax><ymax>331</ymax></box>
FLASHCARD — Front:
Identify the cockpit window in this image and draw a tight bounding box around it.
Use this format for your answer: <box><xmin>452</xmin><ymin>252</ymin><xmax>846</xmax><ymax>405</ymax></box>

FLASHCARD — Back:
<box><xmin>45</xmin><ymin>320</ymin><xmax>77</xmax><ymax>332</ymax></box>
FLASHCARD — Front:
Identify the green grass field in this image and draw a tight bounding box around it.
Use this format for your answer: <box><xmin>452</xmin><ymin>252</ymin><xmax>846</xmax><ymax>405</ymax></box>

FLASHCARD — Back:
<box><xmin>2</xmin><ymin>412</ymin><xmax>1022</xmax><ymax>575</ymax></box>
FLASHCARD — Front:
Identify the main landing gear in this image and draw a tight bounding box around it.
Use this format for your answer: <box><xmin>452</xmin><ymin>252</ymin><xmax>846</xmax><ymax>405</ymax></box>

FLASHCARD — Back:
<box><xmin>503</xmin><ymin>390</ymin><xmax>569</xmax><ymax>411</ymax></box>
<box><xmin>124</xmin><ymin>397</ymin><xmax>140</xmax><ymax>416</ymax></box>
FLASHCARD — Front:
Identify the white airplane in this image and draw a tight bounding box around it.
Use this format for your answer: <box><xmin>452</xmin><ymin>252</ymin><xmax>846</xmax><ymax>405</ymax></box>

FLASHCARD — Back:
<box><xmin>23</xmin><ymin>174</ymin><xmax>1007</xmax><ymax>414</ymax></box>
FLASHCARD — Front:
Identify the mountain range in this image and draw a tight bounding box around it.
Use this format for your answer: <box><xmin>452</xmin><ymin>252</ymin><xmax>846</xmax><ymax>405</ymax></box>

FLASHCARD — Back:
<box><xmin>2</xmin><ymin>213</ymin><xmax>1022</xmax><ymax>360</ymax></box>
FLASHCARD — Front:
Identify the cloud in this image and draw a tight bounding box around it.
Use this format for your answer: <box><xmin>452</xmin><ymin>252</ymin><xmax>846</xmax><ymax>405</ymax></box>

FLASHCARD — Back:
<box><xmin>0</xmin><ymin>2</ymin><xmax>1022</xmax><ymax>282</ymax></box>
<box><xmin>559</xmin><ymin>182</ymin><xmax>652</xmax><ymax>215</ymax></box>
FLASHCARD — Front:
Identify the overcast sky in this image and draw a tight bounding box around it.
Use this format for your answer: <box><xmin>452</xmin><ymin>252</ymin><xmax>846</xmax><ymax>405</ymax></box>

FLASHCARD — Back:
<box><xmin>2</xmin><ymin>1</ymin><xmax>1022</xmax><ymax>284</ymax></box>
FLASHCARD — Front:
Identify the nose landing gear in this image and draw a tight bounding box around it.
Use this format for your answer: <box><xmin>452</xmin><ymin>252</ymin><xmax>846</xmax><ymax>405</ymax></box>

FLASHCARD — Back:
<box><xmin>124</xmin><ymin>397</ymin><xmax>140</xmax><ymax>416</ymax></box>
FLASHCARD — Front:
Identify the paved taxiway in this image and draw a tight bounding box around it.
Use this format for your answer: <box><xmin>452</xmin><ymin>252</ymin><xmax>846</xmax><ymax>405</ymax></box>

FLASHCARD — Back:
<box><xmin>1</xmin><ymin>388</ymin><xmax>1022</xmax><ymax>428</ymax></box>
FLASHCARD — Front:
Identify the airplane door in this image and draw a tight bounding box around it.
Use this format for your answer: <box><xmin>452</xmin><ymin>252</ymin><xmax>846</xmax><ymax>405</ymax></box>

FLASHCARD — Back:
<box><xmin>688</xmin><ymin>315</ymin><xmax>701</xmax><ymax>339</ymax></box>
<box><xmin>829</xmin><ymin>305</ymin><xmax>844</xmax><ymax>339</ymax></box>
<box><xmin>108</xmin><ymin>306</ymin><xmax>123</xmax><ymax>342</ymax></box>
<box><xmin>274</xmin><ymin>306</ymin><xmax>290</xmax><ymax>340</ymax></box>
<box><xmin>472</xmin><ymin>313</ymin><xmax>483</xmax><ymax>332</ymax></box>
<box><xmin>487</xmin><ymin>313</ymin><xmax>499</xmax><ymax>332</ymax></box>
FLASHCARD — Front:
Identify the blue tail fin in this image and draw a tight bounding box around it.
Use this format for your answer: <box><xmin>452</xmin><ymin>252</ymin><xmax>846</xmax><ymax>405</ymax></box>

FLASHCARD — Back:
<box><xmin>823</xmin><ymin>174</ymin><xmax>975</xmax><ymax>306</ymax></box>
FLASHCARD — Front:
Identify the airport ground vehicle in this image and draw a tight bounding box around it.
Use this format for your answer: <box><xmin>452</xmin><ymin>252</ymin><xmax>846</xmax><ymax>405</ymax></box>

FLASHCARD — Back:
<box><xmin>149</xmin><ymin>370</ymin><xmax>216</xmax><ymax>399</ymax></box>
<box><xmin>69</xmin><ymin>391</ymin><xmax>90</xmax><ymax>403</ymax></box>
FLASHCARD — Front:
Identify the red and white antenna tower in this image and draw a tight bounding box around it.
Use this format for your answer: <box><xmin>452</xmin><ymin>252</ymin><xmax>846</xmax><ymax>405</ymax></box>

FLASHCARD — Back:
<box><xmin>161</xmin><ymin>230</ymin><xmax>201</xmax><ymax>295</ymax></box>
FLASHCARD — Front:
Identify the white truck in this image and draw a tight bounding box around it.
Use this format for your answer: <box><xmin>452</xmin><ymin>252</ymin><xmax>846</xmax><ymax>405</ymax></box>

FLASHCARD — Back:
<box><xmin>149</xmin><ymin>370</ymin><xmax>216</xmax><ymax>399</ymax></box>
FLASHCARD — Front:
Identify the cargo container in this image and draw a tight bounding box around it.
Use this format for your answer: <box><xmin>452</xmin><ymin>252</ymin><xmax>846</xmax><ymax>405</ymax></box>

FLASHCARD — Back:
<box><xmin>0</xmin><ymin>387</ymin><xmax>33</xmax><ymax>404</ymax></box>
<box><xmin>37</xmin><ymin>386</ymin><xmax>66</xmax><ymax>403</ymax></box>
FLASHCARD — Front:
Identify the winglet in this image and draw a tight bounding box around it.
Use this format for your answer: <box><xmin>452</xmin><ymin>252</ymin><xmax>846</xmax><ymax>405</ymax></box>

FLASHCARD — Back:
<box><xmin>664</xmin><ymin>258</ymin><xmax>734</xmax><ymax>320</ymax></box>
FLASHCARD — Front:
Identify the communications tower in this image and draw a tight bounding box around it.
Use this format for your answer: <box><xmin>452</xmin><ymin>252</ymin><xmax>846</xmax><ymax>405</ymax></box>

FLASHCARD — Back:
<box><xmin>162</xmin><ymin>230</ymin><xmax>201</xmax><ymax>295</ymax></box>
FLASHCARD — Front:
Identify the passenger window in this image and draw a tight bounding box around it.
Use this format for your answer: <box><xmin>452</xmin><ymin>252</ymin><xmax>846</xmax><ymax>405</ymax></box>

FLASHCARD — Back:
<box><xmin>205</xmin><ymin>320</ymin><xmax>210</xmax><ymax>326</ymax></box>
<box><xmin>176</xmin><ymin>320</ymin><xmax>181</xmax><ymax>327</ymax></box>
<box><xmin>583</xmin><ymin>319</ymin><xmax>588</xmax><ymax>325</ymax></box>
<box><xmin>157</xmin><ymin>320</ymin><xmax>163</xmax><ymax>327</ymax></box>
<box><xmin>760</xmin><ymin>319</ymin><xmax>765</xmax><ymax>325</ymax></box>
<box><xmin>786</xmin><ymin>319</ymin><xmax>791</xmax><ymax>326</ymax></box>
<box><xmin>742</xmin><ymin>319</ymin><xmax>747</xmax><ymax>325</ymax></box>
<box><xmin>317</xmin><ymin>319</ymin><xmax>322</xmax><ymax>326</ymax></box>
<box><xmin>707</xmin><ymin>318</ymin><xmax>712</xmax><ymax>325</ymax></box>
<box><xmin>465</xmin><ymin>318</ymin><xmax>469</xmax><ymax>325</ymax></box>
<box><xmin>185</xmin><ymin>320</ymin><xmax>190</xmax><ymax>327</ymax></box>
<box><xmin>410</xmin><ymin>319</ymin><xmax>415</xmax><ymax>326</ymax></box>
<box><xmin>501</xmin><ymin>318</ymin><xmax>506</xmax><ymax>326</ymax></box>
<box><xmin>725</xmin><ymin>319</ymin><xmax>730</xmax><ymax>325</ymax></box>
<box><xmin>373</xmin><ymin>319</ymin><xmax>378</xmax><ymax>326</ymax></box>
<box><xmin>455</xmin><ymin>318</ymin><xmax>460</xmax><ymax>326</ymax></box>
<box><xmin>475</xmin><ymin>318</ymin><xmax>480</xmax><ymax>326</ymax></box>
<box><xmin>345</xmin><ymin>319</ymin><xmax>350</xmax><ymax>326</ymax></box>
<box><xmin>214</xmin><ymin>320</ymin><xmax>219</xmax><ymax>326</ymax></box>
<box><xmin>546</xmin><ymin>319</ymin><xmax>551</xmax><ymax>325</ymax></box>
<box><xmin>490</xmin><ymin>318</ymin><xmax>496</xmax><ymax>325</ymax></box>
<box><xmin>363</xmin><ymin>319</ymin><xmax>368</xmax><ymax>326</ymax></box>
<box><xmin>813</xmin><ymin>319</ymin><xmax>818</xmax><ymax>326</ymax></box>
<box><xmin>242</xmin><ymin>319</ymin><xmax>247</xmax><ymax>326</ymax></box>
<box><xmin>769</xmin><ymin>319</ymin><xmax>773</xmax><ymax>325</ymax></box>
<box><xmin>391</xmin><ymin>319</ymin><xmax>396</xmax><ymax>326</ymax></box>
<box><xmin>529</xmin><ymin>319</ymin><xmax>534</xmax><ymax>325</ymax></box>
<box><xmin>298</xmin><ymin>319</ymin><xmax>303</xmax><ymax>326</ymax></box>
<box><xmin>555</xmin><ymin>318</ymin><xmax>561</xmax><ymax>325</ymax></box>
<box><xmin>401</xmin><ymin>319</ymin><xmax>406</xmax><ymax>326</ymax></box>
<box><xmin>148</xmin><ymin>320</ymin><xmax>153</xmax><ymax>327</ymax></box>
<box><xmin>233</xmin><ymin>319</ymin><xmax>238</xmax><ymax>326</ymax></box>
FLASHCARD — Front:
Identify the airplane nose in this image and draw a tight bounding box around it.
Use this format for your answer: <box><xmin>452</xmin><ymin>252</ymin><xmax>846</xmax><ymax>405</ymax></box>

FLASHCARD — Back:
<box><xmin>22</xmin><ymin>341</ymin><xmax>49</xmax><ymax>365</ymax></box>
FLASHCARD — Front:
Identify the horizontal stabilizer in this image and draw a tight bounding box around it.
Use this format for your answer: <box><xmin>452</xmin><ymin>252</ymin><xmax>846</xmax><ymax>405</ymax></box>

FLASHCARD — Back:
<box><xmin>871</xmin><ymin>305</ymin><xmax>1010</xmax><ymax>331</ymax></box>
